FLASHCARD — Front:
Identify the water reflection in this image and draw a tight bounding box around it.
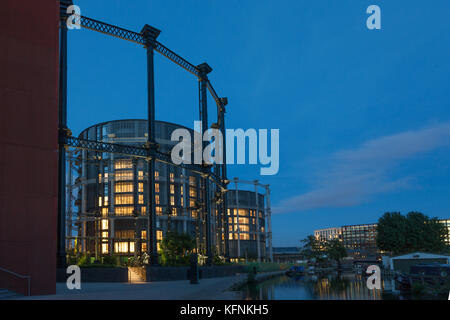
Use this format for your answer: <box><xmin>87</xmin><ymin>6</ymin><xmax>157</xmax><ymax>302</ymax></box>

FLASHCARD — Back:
<box><xmin>241</xmin><ymin>273</ymin><xmax>400</xmax><ymax>300</ymax></box>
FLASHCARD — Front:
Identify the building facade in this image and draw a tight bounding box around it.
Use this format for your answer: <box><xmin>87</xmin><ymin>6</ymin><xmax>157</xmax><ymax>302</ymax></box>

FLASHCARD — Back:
<box><xmin>226</xmin><ymin>190</ymin><xmax>267</xmax><ymax>261</ymax></box>
<box><xmin>314</xmin><ymin>227</ymin><xmax>342</xmax><ymax>243</ymax></box>
<box><xmin>69</xmin><ymin>119</ymin><xmax>226</xmax><ymax>259</ymax></box>
<box><xmin>341</xmin><ymin>224</ymin><xmax>378</xmax><ymax>259</ymax></box>
<box><xmin>314</xmin><ymin>224</ymin><xmax>378</xmax><ymax>259</ymax></box>
<box><xmin>440</xmin><ymin>219</ymin><xmax>450</xmax><ymax>245</ymax></box>
<box><xmin>69</xmin><ymin>119</ymin><xmax>273</xmax><ymax>262</ymax></box>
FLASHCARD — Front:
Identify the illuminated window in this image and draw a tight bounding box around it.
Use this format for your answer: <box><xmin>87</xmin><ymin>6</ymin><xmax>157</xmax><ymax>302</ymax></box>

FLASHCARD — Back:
<box><xmin>101</xmin><ymin>219</ymin><xmax>108</xmax><ymax>230</ymax></box>
<box><xmin>115</xmin><ymin>194</ymin><xmax>133</xmax><ymax>205</ymax></box>
<box><xmin>170</xmin><ymin>173</ymin><xmax>174</xmax><ymax>182</ymax></box>
<box><xmin>238</xmin><ymin>209</ymin><xmax>248</xmax><ymax>216</ymax></box>
<box><xmin>138</xmin><ymin>183</ymin><xmax>144</xmax><ymax>193</ymax></box>
<box><xmin>229</xmin><ymin>233</ymin><xmax>234</xmax><ymax>240</ymax></box>
<box><xmin>104</xmin><ymin>196</ymin><xmax>108</xmax><ymax>206</ymax></box>
<box><xmin>191</xmin><ymin>210</ymin><xmax>198</xmax><ymax>219</ymax></box>
<box><xmin>102</xmin><ymin>208</ymin><xmax>108</xmax><ymax>216</ymax></box>
<box><xmin>180</xmin><ymin>197</ymin><xmax>184</xmax><ymax>207</ymax></box>
<box><xmin>189</xmin><ymin>188</ymin><xmax>197</xmax><ymax>197</ymax></box>
<box><xmin>141</xmin><ymin>230</ymin><xmax>147</xmax><ymax>239</ymax></box>
<box><xmin>170</xmin><ymin>184</ymin><xmax>175</xmax><ymax>194</ymax></box>
<box><xmin>155</xmin><ymin>171</ymin><xmax>159</xmax><ymax>180</ymax></box>
<box><xmin>155</xmin><ymin>183</ymin><xmax>160</xmax><ymax>193</ymax></box>
<box><xmin>130</xmin><ymin>242</ymin><xmax>135</xmax><ymax>253</ymax></box>
<box><xmin>141</xmin><ymin>206</ymin><xmax>146</xmax><ymax>214</ymax></box>
<box><xmin>98</xmin><ymin>173</ymin><xmax>102</xmax><ymax>183</ymax></box>
<box><xmin>171</xmin><ymin>208</ymin><xmax>177</xmax><ymax>216</ymax></box>
<box><xmin>115</xmin><ymin>182</ymin><xmax>133</xmax><ymax>193</ymax></box>
<box><xmin>102</xmin><ymin>243</ymin><xmax>109</xmax><ymax>254</ymax></box>
<box><xmin>189</xmin><ymin>199</ymin><xmax>196</xmax><ymax>208</ymax></box>
<box><xmin>180</xmin><ymin>186</ymin><xmax>183</xmax><ymax>196</ymax></box>
<box><xmin>115</xmin><ymin>206</ymin><xmax>133</xmax><ymax>216</ymax></box>
<box><xmin>189</xmin><ymin>176</ymin><xmax>196</xmax><ymax>186</ymax></box>
<box><xmin>156</xmin><ymin>206</ymin><xmax>162</xmax><ymax>215</ymax></box>
<box><xmin>102</xmin><ymin>231</ymin><xmax>108</xmax><ymax>238</ymax></box>
<box><xmin>240</xmin><ymin>233</ymin><xmax>250</xmax><ymax>240</ymax></box>
<box><xmin>157</xmin><ymin>230</ymin><xmax>163</xmax><ymax>241</ymax></box>
<box><xmin>115</xmin><ymin>171</ymin><xmax>133</xmax><ymax>181</ymax></box>
<box><xmin>115</xmin><ymin>242</ymin><xmax>128</xmax><ymax>253</ymax></box>
<box><xmin>138</xmin><ymin>171</ymin><xmax>144</xmax><ymax>180</ymax></box>
<box><xmin>98</xmin><ymin>197</ymin><xmax>102</xmax><ymax>207</ymax></box>
<box><xmin>155</xmin><ymin>195</ymin><xmax>160</xmax><ymax>205</ymax></box>
<box><xmin>138</xmin><ymin>194</ymin><xmax>144</xmax><ymax>204</ymax></box>
<box><xmin>170</xmin><ymin>196</ymin><xmax>175</xmax><ymax>206</ymax></box>
<box><xmin>239</xmin><ymin>225</ymin><xmax>249</xmax><ymax>232</ymax></box>
<box><xmin>228</xmin><ymin>217</ymin><xmax>233</xmax><ymax>224</ymax></box>
<box><xmin>115</xmin><ymin>230</ymin><xmax>134</xmax><ymax>239</ymax></box>
<box><xmin>115</xmin><ymin>160</ymin><xmax>132</xmax><ymax>169</ymax></box>
<box><xmin>238</xmin><ymin>217</ymin><xmax>249</xmax><ymax>224</ymax></box>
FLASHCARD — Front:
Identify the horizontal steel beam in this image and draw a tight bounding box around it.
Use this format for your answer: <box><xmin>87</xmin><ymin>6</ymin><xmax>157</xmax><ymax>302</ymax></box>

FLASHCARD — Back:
<box><xmin>63</xmin><ymin>136</ymin><xmax>225</xmax><ymax>187</ymax></box>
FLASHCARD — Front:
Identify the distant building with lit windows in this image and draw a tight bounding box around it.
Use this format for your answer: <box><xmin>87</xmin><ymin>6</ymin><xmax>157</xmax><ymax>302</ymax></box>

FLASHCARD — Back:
<box><xmin>341</xmin><ymin>224</ymin><xmax>378</xmax><ymax>259</ymax></box>
<box><xmin>314</xmin><ymin>227</ymin><xmax>342</xmax><ymax>242</ymax></box>
<box><xmin>315</xmin><ymin>224</ymin><xmax>378</xmax><ymax>260</ymax></box>
<box><xmin>440</xmin><ymin>219</ymin><xmax>450</xmax><ymax>245</ymax></box>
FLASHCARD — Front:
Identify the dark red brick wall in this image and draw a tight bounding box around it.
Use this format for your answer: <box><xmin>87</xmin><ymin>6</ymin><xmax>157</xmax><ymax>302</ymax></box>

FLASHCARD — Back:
<box><xmin>0</xmin><ymin>0</ymin><xmax>59</xmax><ymax>295</ymax></box>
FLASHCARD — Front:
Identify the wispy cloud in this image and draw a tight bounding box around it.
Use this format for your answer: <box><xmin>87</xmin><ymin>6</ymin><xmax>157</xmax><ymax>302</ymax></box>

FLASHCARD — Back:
<box><xmin>274</xmin><ymin>123</ymin><xmax>450</xmax><ymax>213</ymax></box>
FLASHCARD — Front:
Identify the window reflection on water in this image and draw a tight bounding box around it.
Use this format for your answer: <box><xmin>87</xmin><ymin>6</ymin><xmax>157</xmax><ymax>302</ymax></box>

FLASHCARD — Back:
<box><xmin>241</xmin><ymin>274</ymin><xmax>400</xmax><ymax>300</ymax></box>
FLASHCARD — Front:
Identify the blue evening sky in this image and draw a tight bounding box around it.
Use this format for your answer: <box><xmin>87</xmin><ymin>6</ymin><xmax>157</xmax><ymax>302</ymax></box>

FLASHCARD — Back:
<box><xmin>67</xmin><ymin>0</ymin><xmax>450</xmax><ymax>246</ymax></box>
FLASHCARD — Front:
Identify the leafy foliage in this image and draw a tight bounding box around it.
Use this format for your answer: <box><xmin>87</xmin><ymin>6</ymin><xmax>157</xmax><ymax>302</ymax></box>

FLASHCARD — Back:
<box><xmin>325</xmin><ymin>239</ymin><xmax>347</xmax><ymax>267</ymax></box>
<box><xmin>377</xmin><ymin>211</ymin><xmax>447</xmax><ymax>255</ymax></box>
<box><xmin>300</xmin><ymin>235</ymin><xmax>324</xmax><ymax>260</ymax></box>
<box><xmin>159</xmin><ymin>231</ymin><xmax>196</xmax><ymax>266</ymax></box>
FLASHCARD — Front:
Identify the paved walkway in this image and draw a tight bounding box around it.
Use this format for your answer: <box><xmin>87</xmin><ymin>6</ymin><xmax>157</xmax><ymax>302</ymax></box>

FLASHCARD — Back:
<box><xmin>15</xmin><ymin>271</ymin><xmax>285</xmax><ymax>300</ymax></box>
<box><xmin>18</xmin><ymin>275</ymin><xmax>247</xmax><ymax>300</ymax></box>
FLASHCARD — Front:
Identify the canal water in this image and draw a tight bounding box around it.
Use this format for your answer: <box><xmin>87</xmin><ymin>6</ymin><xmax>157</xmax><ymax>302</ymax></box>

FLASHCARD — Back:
<box><xmin>240</xmin><ymin>273</ymin><xmax>403</xmax><ymax>300</ymax></box>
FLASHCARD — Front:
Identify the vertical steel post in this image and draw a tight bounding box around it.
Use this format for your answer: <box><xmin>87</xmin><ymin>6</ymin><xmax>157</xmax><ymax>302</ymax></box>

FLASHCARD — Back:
<box><xmin>141</xmin><ymin>24</ymin><xmax>161</xmax><ymax>266</ymax></box>
<box><xmin>219</xmin><ymin>98</ymin><xmax>229</xmax><ymax>260</ymax></box>
<box><xmin>57</xmin><ymin>1</ymin><xmax>71</xmax><ymax>268</ymax></box>
<box><xmin>254</xmin><ymin>181</ymin><xmax>261</xmax><ymax>262</ymax></box>
<box><xmin>197</xmin><ymin>63</ymin><xmax>213</xmax><ymax>265</ymax></box>
<box><xmin>265</xmin><ymin>186</ymin><xmax>273</xmax><ymax>262</ymax></box>
<box><xmin>234</xmin><ymin>178</ymin><xmax>240</xmax><ymax>258</ymax></box>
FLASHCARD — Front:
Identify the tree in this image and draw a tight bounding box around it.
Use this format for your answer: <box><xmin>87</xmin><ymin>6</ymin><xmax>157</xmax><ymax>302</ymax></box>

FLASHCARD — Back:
<box><xmin>376</xmin><ymin>212</ymin><xmax>407</xmax><ymax>255</ymax></box>
<box><xmin>377</xmin><ymin>211</ymin><xmax>447</xmax><ymax>255</ymax></box>
<box><xmin>325</xmin><ymin>239</ymin><xmax>347</xmax><ymax>269</ymax></box>
<box><xmin>160</xmin><ymin>231</ymin><xmax>196</xmax><ymax>266</ymax></box>
<box><xmin>300</xmin><ymin>235</ymin><xmax>324</xmax><ymax>260</ymax></box>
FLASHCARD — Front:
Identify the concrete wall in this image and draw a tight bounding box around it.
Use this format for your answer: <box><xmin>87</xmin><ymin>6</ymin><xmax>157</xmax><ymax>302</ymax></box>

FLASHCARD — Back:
<box><xmin>57</xmin><ymin>265</ymin><xmax>247</xmax><ymax>283</ymax></box>
<box><xmin>57</xmin><ymin>268</ymin><xmax>129</xmax><ymax>283</ymax></box>
<box><xmin>0</xmin><ymin>1</ymin><xmax>60</xmax><ymax>295</ymax></box>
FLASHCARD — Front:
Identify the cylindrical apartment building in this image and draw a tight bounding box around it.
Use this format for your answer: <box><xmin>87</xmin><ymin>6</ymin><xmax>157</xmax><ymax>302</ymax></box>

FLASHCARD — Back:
<box><xmin>70</xmin><ymin>119</ymin><xmax>226</xmax><ymax>259</ymax></box>
<box><xmin>226</xmin><ymin>189</ymin><xmax>267</xmax><ymax>261</ymax></box>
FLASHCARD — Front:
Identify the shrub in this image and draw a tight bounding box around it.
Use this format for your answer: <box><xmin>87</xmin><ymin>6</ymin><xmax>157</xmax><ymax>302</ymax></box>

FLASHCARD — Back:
<box><xmin>102</xmin><ymin>255</ymin><xmax>119</xmax><ymax>266</ymax></box>
<box><xmin>77</xmin><ymin>254</ymin><xmax>90</xmax><ymax>266</ymax></box>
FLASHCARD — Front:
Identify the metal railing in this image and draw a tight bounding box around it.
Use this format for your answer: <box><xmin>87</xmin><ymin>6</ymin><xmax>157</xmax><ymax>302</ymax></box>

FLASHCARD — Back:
<box><xmin>0</xmin><ymin>266</ymin><xmax>31</xmax><ymax>296</ymax></box>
